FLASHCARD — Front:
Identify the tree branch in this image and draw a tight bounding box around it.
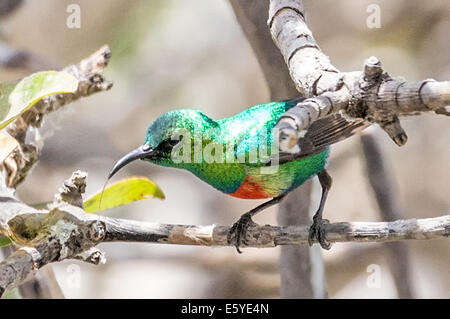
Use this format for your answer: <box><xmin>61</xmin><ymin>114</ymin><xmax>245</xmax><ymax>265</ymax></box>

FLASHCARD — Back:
<box><xmin>268</xmin><ymin>0</ymin><xmax>449</xmax><ymax>150</ymax></box>
<box><xmin>103</xmin><ymin>214</ymin><xmax>450</xmax><ymax>246</ymax></box>
<box><xmin>2</xmin><ymin>206</ymin><xmax>450</xmax><ymax>294</ymax></box>
<box><xmin>0</xmin><ymin>169</ymin><xmax>449</xmax><ymax>295</ymax></box>
<box><xmin>2</xmin><ymin>45</ymin><xmax>112</xmax><ymax>188</ymax></box>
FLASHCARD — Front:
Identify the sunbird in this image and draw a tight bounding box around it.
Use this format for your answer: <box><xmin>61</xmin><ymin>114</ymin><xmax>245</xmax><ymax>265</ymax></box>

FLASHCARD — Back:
<box><xmin>108</xmin><ymin>99</ymin><xmax>366</xmax><ymax>252</ymax></box>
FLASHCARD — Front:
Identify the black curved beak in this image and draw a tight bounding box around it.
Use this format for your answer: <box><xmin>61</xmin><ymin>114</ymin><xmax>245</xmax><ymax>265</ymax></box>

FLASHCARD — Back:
<box><xmin>108</xmin><ymin>145</ymin><xmax>155</xmax><ymax>179</ymax></box>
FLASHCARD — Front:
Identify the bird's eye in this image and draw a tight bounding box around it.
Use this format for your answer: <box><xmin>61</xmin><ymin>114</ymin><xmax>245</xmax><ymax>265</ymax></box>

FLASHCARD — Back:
<box><xmin>167</xmin><ymin>136</ymin><xmax>180</xmax><ymax>146</ymax></box>
<box><xmin>159</xmin><ymin>136</ymin><xmax>180</xmax><ymax>150</ymax></box>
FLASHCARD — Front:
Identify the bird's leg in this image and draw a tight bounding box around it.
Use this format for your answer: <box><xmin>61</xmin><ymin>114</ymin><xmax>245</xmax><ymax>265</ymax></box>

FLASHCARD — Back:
<box><xmin>227</xmin><ymin>195</ymin><xmax>285</xmax><ymax>253</ymax></box>
<box><xmin>308</xmin><ymin>169</ymin><xmax>333</xmax><ymax>249</ymax></box>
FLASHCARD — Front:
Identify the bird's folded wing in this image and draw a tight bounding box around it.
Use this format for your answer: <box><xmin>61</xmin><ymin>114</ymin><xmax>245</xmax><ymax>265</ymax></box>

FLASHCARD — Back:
<box><xmin>274</xmin><ymin>114</ymin><xmax>369</xmax><ymax>165</ymax></box>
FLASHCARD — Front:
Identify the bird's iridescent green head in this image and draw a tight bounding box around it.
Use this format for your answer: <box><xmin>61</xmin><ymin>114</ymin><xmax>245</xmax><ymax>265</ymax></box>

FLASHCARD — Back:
<box><xmin>108</xmin><ymin>109</ymin><xmax>215</xmax><ymax>178</ymax></box>
<box><xmin>143</xmin><ymin>109</ymin><xmax>211</xmax><ymax>149</ymax></box>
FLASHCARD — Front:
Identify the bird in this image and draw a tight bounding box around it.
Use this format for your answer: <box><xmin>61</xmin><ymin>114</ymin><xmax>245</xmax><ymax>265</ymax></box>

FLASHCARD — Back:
<box><xmin>107</xmin><ymin>98</ymin><xmax>367</xmax><ymax>252</ymax></box>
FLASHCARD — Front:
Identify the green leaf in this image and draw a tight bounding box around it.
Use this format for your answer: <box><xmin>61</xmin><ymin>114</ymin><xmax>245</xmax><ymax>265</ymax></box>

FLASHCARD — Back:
<box><xmin>0</xmin><ymin>235</ymin><xmax>12</xmax><ymax>247</ymax></box>
<box><xmin>0</xmin><ymin>71</ymin><xmax>78</xmax><ymax>129</ymax></box>
<box><xmin>83</xmin><ymin>177</ymin><xmax>165</xmax><ymax>213</ymax></box>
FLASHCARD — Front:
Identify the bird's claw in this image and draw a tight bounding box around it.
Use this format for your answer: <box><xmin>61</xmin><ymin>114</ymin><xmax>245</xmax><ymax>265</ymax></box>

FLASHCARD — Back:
<box><xmin>227</xmin><ymin>214</ymin><xmax>257</xmax><ymax>253</ymax></box>
<box><xmin>308</xmin><ymin>214</ymin><xmax>331</xmax><ymax>250</ymax></box>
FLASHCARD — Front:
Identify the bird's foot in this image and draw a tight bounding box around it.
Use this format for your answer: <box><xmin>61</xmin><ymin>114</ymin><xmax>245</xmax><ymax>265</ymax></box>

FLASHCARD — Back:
<box><xmin>227</xmin><ymin>213</ymin><xmax>257</xmax><ymax>254</ymax></box>
<box><xmin>308</xmin><ymin>214</ymin><xmax>331</xmax><ymax>250</ymax></box>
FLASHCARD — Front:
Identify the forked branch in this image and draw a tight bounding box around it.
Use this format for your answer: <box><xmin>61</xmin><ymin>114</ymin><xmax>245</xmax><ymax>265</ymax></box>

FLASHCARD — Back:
<box><xmin>269</xmin><ymin>0</ymin><xmax>450</xmax><ymax>150</ymax></box>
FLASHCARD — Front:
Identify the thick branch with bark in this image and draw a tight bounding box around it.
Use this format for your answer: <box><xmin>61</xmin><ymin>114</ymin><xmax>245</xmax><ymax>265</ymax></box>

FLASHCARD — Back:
<box><xmin>1</xmin><ymin>170</ymin><xmax>449</xmax><ymax>295</ymax></box>
<box><xmin>268</xmin><ymin>0</ymin><xmax>450</xmax><ymax>150</ymax></box>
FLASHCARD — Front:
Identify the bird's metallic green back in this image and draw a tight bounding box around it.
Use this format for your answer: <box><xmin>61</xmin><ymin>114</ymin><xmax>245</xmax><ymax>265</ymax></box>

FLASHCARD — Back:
<box><xmin>141</xmin><ymin>100</ymin><xmax>329</xmax><ymax>198</ymax></box>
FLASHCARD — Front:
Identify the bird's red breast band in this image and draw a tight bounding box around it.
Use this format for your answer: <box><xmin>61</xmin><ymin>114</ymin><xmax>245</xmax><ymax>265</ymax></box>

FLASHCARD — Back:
<box><xmin>229</xmin><ymin>176</ymin><xmax>271</xmax><ymax>199</ymax></box>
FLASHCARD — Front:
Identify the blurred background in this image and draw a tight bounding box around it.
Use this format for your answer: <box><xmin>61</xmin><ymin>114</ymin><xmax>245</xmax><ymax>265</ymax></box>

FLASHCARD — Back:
<box><xmin>0</xmin><ymin>0</ymin><xmax>449</xmax><ymax>298</ymax></box>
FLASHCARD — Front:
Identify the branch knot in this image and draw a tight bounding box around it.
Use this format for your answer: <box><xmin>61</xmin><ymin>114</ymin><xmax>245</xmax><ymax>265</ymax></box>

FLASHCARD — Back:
<box><xmin>53</xmin><ymin>170</ymin><xmax>87</xmax><ymax>208</ymax></box>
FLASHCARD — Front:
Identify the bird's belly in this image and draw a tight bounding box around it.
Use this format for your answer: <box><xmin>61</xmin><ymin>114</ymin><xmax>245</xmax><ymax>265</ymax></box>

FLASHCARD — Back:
<box><xmin>229</xmin><ymin>150</ymin><xmax>329</xmax><ymax>199</ymax></box>
<box><xmin>229</xmin><ymin>175</ymin><xmax>272</xmax><ymax>199</ymax></box>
